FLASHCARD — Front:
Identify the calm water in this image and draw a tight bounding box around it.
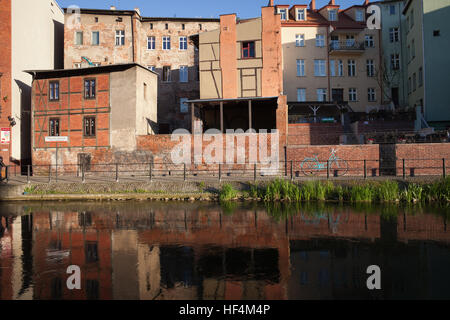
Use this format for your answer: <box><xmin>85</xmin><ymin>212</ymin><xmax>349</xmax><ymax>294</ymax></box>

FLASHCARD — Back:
<box><xmin>0</xmin><ymin>201</ymin><xmax>449</xmax><ymax>300</ymax></box>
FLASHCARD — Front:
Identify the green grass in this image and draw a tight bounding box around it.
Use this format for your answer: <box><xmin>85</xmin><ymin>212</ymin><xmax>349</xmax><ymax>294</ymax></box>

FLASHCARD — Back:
<box><xmin>219</xmin><ymin>183</ymin><xmax>238</xmax><ymax>202</ymax></box>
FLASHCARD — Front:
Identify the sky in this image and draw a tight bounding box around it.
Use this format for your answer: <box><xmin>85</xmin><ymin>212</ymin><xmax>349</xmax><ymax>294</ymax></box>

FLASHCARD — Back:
<box><xmin>56</xmin><ymin>0</ymin><xmax>366</xmax><ymax>19</ymax></box>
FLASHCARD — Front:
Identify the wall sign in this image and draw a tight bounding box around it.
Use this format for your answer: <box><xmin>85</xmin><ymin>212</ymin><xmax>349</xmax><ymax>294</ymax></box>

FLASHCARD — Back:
<box><xmin>1</xmin><ymin>128</ymin><xmax>10</xmax><ymax>144</ymax></box>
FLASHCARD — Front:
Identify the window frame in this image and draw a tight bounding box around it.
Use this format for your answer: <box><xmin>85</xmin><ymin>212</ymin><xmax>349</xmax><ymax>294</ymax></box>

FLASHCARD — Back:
<box><xmin>314</xmin><ymin>59</ymin><xmax>326</xmax><ymax>77</ymax></box>
<box><xmin>84</xmin><ymin>78</ymin><xmax>96</xmax><ymax>100</ymax></box>
<box><xmin>75</xmin><ymin>31</ymin><xmax>83</xmax><ymax>45</ymax></box>
<box><xmin>241</xmin><ymin>41</ymin><xmax>256</xmax><ymax>59</ymax></box>
<box><xmin>297</xmin><ymin>88</ymin><xmax>306</xmax><ymax>102</ymax></box>
<box><xmin>91</xmin><ymin>31</ymin><xmax>100</xmax><ymax>46</ymax></box>
<box><xmin>349</xmin><ymin>88</ymin><xmax>357</xmax><ymax>102</ymax></box>
<box><xmin>162</xmin><ymin>36</ymin><xmax>171</xmax><ymax>50</ymax></box>
<box><xmin>295</xmin><ymin>34</ymin><xmax>305</xmax><ymax>47</ymax></box>
<box><xmin>49</xmin><ymin>81</ymin><xmax>60</xmax><ymax>101</ymax></box>
<box><xmin>297</xmin><ymin>9</ymin><xmax>305</xmax><ymax>21</ymax></box>
<box><xmin>368</xmin><ymin>88</ymin><xmax>376</xmax><ymax>102</ymax></box>
<box><xmin>317</xmin><ymin>89</ymin><xmax>327</xmax><ymax>102</ymax></box>
<box><xmin>315</xmin><ymin>34</ymin><xmax>325</xmax><ymax>47</ymax></box>
<box><xmin>115</xmin><ymin>30</ymin><xmax>125</xmax><ymax>46</ymax></box>
<box><xmin>348</xmin><ymin>60</ymin><xmax>356</xmax><ymax>77</ymax></box>
<box><xmin>83</xmin><ymin>116</ymin><xmax>96</xmax><ymax>138</ymax></box>
<box><xmin>329</xmin><ymin>9</ymin><xmax>338</xmax><ymax>21</ymax></box>
<box><xmin>49</xmin><ymin>118</ymin><xmax>60</xmax><ymax>137</ymax></box>
<box><xmin>179</xmin><ymin>36</ymin><xmax>188</xmax><ymax>50</ymax></box>
<box><xmin>355</xmin><ymin>10</ymin><xmax>364</xmax><ymax>22</ymax></box>
<box><xmin>179</xmin><ymin>65</ymin><xmax>188</xmax><ymax>83</ymax></box>
<box><xmin>296</xmin><ymin>59</ymin><xmax>305</xmax><ymax>77</ymax></box>
<box><xmin>162</xmin><ymin>66</ymin><xmax>171</xmax><ymax>82</ymax></box>
<box><xmin>147</xmin><ymin>36</ymin><xmax>156</xmax><ymax>50</ymax></box>
<box><xmin>365</xmin><ymin>35</ymin><xmax>374</xmax><ymax>48</ymax></box>
<box><xmin>366</xmin><ymin>59</ymin><xmax>375</xmax><ymax>77</ymax></box>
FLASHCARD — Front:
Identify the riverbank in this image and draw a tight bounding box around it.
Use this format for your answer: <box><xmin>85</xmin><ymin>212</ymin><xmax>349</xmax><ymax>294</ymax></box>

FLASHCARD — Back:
<box><xmin>0</xmin><ymin>177</ymin><xmax>448</xmax><ymax>203</ymax></box>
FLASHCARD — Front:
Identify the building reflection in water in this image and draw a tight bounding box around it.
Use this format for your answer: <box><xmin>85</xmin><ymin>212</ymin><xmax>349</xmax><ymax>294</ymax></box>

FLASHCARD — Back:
<box><xmin>0</xmin><ymin>202</ymin><xmax>449</xmax><ymax>300</ymax></box>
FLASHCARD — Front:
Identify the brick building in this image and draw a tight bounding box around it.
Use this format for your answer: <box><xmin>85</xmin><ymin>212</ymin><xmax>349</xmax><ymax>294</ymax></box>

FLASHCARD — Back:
<box><xmin>63</xmin><ymin>7</ymin><xmax>220</xmax><ymax>133</ymax></box>
<box><xmin>0</xmin><ymin>0</ymin><xmax>64</xmax><ymax>167</ymax></box>
<box><xmin>28</xmin><ymin>63</ymin><xmax>158</xmax><ymax>170</ymax></box>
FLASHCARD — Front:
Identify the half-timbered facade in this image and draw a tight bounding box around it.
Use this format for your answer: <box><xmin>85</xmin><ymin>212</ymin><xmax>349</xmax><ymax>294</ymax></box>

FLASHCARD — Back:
<box><xmin>28</xmin><ymin>63</ymin><xmax>158</xmax><ymax>169</ymax></box>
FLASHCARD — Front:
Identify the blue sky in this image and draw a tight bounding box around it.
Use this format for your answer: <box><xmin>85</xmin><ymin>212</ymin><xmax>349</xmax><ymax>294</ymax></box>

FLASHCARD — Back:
<box><xmin>56</xmin><ymin>0</ymin><xmax>366</xmax><ymax>19</ymax></box>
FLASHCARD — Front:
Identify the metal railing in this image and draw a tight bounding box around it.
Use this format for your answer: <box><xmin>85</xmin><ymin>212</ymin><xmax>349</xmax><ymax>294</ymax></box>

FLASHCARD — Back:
<box><xmin>1</xmin><ymin>158</ymin><xmax>448</xmax><ymax>184</ymax></box>
<box><xmin>329</xmin><ymin>40</ymin><xmax>365</xmax><ymax>52</ymax></box>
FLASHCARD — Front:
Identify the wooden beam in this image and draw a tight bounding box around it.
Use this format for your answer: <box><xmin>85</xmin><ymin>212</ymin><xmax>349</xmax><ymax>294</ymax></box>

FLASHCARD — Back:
<box><xmin>191</xmin><ymin>103</ymin><xmax>195</xmax><ymax>133</ymax></box>
<box><xmin>220</xmin><ymin>101</ymin><xmax>224</xmax><ymax>133</ymax></box>
<box><xmin>248</xmin><ymin>100</ymin><xmax>252</xmax><ymax>131</ymax></box>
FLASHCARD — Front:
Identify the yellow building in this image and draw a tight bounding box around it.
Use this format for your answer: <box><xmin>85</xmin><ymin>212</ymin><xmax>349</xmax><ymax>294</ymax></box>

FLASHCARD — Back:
<box><xmin>279</xmin><ymin>0</ymin><xmax>382</xmax><ymax>122</ymax></box>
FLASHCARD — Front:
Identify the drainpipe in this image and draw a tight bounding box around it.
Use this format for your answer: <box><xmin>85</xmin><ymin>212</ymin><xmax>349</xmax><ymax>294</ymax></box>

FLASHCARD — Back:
<box><xmin>327</xmin><ymin>25</ymin><xmax>331</xmax><ymax>102</ymax></box>
<box><xmin>131</xmin><ymin>14</ymin><xmax>136</xmax><ymax>63</ymax></box>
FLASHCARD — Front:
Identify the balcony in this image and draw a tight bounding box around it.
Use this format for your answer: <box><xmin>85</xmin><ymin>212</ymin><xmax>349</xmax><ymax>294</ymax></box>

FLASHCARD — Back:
<box><xmin>329</xmin><ymin>40</ymin><xmax>365</xmax><ymax>55</ymax></box>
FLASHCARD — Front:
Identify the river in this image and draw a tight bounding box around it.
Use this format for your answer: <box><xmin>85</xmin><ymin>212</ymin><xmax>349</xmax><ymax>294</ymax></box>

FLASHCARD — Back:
<box><xmin>0</xmin><ymin>201</ymin><xmax>449</xmax><ymax>300</ymax></box>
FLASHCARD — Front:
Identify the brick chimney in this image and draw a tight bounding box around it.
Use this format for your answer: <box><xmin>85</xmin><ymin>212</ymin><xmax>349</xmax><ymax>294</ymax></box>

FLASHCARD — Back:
<box><xmin>268</xmin><ymin>0</ymin><xmax>274</xmax><ymax>6</ymax></box>
<box><xmin>134</xmin><ymin>7</ymin><xmax>141</xmax><ymax>15</ymax></box>
<box><xmin>310</xmin><ymin>0</ymin><xmax>316</xmax><ymax>10</ymax></box>
<box><xmin>364</xmin><ymin>0</ymin><xmax>369</xmax><ymax>5</ymax></box>
<box><xmin>329</xmin><ymin>0</ymin><xmax>335</xmax><ymax>5</ymax></box>
<box><xmin>110</xmin><ymin>5</ymin><xmax>116</xmax><ymax>10</ymax></box>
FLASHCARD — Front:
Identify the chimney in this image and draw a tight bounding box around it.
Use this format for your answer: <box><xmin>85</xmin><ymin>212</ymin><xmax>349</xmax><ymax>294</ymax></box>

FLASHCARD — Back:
<box><xmin>364</xmin><ymin>0</ymin><xmax>369</xmax><ymax>5</ymax></box>
<box><xmin>329</xmin><ymin>0</ymin><xmax>335</xmax><ymax>5</ymax></box>
<box><xmin>310</xmin><ymin>0</ymin><xmax>316</xmax><ymax>10</ymax></box>
<box><xmin>134</xmin><ymin>7</ymin><xmax>141</xmax><ymax>15</ymax></box>
<box><xmin>268</xmin><ymin>0</ymin><xmax>274</xmax><ymax>6</ymax></box>
<box><xmin>110</xmin><ymin>5</ymin><xmax>116</xmax><ymax>10</ymax></box>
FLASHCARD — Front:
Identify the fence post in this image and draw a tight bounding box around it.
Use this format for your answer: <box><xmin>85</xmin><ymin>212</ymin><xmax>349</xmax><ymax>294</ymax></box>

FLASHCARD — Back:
<box><xmin>290</xmin><ymin>161</ymin><xmax>293</xmax><ymax>181</ymax></box>
<box><xmin>402</xmin><ymin>159</ymin><xmax>406</xmax><ymax>180</ymax></box>
<box><xmin>27</xmin><ymin>165</ymin><xmax>30</xmax><ymax>184</ymax></box>
<box><xmin>48</xmin><ymin>165</ymin><xmax>51</xmax><ymax>183</ymax></box>
<box><xmin>327</xmin><ymin>160</ymin><xmax>330</xmax><ymax>180</ymax></box>
<box><xmin>364</xmin><ymin>160</ymin><xmax>367</xmax><ymax>180</ymax></box>
<box><xmin>55</xmin><ymin>161</ymin><xmax>58</xmax><ymax>183</ymax></box>
<box><xmin>149</xmin><ymin>162</ymin><xmax>153</xmax><ymax>182</ymax></box>
<box><xmin>443</xmin><ymin>158</ymin><xmax>446</xmax><ymax>179</ymax></box>
<box><xmin>115</xmin><ymin>163</ymin><xmax>119</xmax><ymax>182</ymax></box>
<box><xmin>82</xmin><ymin>164</ymin><xmax>85</xmax><ymax>183</ymax></box>
<box><xmin>5</xmin><ymin>166</ymin><xmax>8</xmax><ymax>183</ymax></box>
<box><xmin>218</xmin><ymin>164</ymin><xmax>222</xmax><ymax>182</ymax></box>
<box><xmin>254</xmin><ymin>163</ymin><xmax>257</xmax><ymax>182</ymax></box>
<box><xmin>184</xmin><ymin>163</ymin><xmax>186</xmax><ymax>181</ymax></box>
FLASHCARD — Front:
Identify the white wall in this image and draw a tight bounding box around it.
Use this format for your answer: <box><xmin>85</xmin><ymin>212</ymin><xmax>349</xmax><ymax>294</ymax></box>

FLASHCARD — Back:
<box><xmin>11</xmin><ymin>0</ymin><xmax>64</xmax><ymax>162</ymax></box>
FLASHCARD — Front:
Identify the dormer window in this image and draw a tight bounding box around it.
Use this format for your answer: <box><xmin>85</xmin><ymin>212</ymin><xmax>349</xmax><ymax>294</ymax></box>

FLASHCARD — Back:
<box><xmin>329</xmin><ymin>9</ymin><xmax>338</xmax><ymax>21</ymax></box>
<box><xmin>356</xmin><ymin>10</ymin><xmax>364</xmax><ymax>22</ymax></box>
<box><xmin>297</xmin><ymin>9</ymin><xmax>305</xmax><ymax>21</ymax></box>
<box><xmin>278</xmin><ymin>8</ymin><xmax>287</xmax><ymax>21</ymax></box>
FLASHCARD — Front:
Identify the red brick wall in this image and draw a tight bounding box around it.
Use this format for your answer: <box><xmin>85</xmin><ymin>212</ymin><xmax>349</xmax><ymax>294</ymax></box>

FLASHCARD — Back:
<box><xmin>395</xmin><ymin>143</ymin><xmax>450</xmax><ymax>176</ymax></box>
<box><xmin>0</xmin><ymin>0</ymin><xmax>12</xmax><ymax>164</ymax></box>
<box><xmin>287</xmin><ymin>144</ymin><xmax>380</xmax><ymax>177</ymax></box>
<box><xmin>288</xmin><ymin>123</ymin><xmax>343</xmax><ymax>146</ymax></box>
<box><xmin>32</xmin><ymin>74</ymin><xmax>110</xmax><ymax>152</ymax></box>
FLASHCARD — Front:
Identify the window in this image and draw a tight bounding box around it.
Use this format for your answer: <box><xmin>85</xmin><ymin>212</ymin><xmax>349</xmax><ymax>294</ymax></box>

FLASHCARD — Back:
<box><xmin>330</xmin><ymin>60</ymin><xmax>336</xmax><ymax>77</ymax></box>
<box><xmin>317</xmin><ymin>89</ymin><xmax>327</xmax><ymax>102</ymax></box>
<box><xmin>49</xmin><ymin>118</ymin><xmax>60</xmax><ymax>136</ymax></box>
<box><xmin>162</xmin><ymin>36</ymin><xmax>171</xmax><ymax>50</ymax></box>
<box><xmin>85</xmin><ymin>242</ymin><xmax>98</xmax><ymax>263</ymax></box>
<box><xmin>83</xmin><ymin>117</ymin><xmax>96</xmax><ymax>137</ymax></box>
<box><xmin>179</xmin><ymin>36</ymin><xmax>188</xmax><ymax>50</ymax></box>
<box><xmin>165</xmin><ymin>23</ymin><xmax>169</xmax><ymax>30</ymax></box>
<box><xmin>296</xmin><ymin>34</ymin><xmax>305</xmax><ymax>47</ymax></box>
<box><xmin>92</xmin><ymin>31</ymin><xmax>99</xmax><ymax>45</ymax></box>
<box><xmin>296</xmin><ymin>59</ymin><xmax>305</xmax><ymax>76</ymax></box>
<box><xmin>329</xmin><ymin>9</ymin><xmax>337</xmax><ymax>21</ymax></box>
<box><xmin>182</xmin><ymin>24</ymin><xmax>185</xmax><ymax>30</ymax></box>
<box><xmin>49</xmin><ymin>81</ymin><xmax>60</xmax><ymax>101</ymax></box>
<box><xmin>338</xmin><ymin>60</ymin><xmax>344</xmax><ymax>76</ymax></box>
<box><xmin>419</xmin><ymin>67</ymin><xmax>423</xmax><ymax>87</ymax></box>
<box><xmin>115</xmin><ymin>30</ymin><xmax>125</xmax><ymax>46</ymax></box>
<box><xmin>297</xmin><ymin>88</ymin><xmax>306</xmax><ymax>102</ymax></box>
<box><xmin>434</xmin><ymin>30</ymin><xmax>440</xmax><ymax>37</ymax></box>
<box><xmin>279</xmin><ymin>9</ymin><xmax>287</xmax><ymax>21</ymax></box>
<box><xmin>242</xmin><ymin>41</ymin><xmax>255</xmax><ymax>58</ymax></box>
<box><xmin>95</xmin><ymin>17</ymin><xmax>98</xmax><ymax>23</ymax></box>
<box><xmin>75</xmin><ymin>31</ymin><xmax>83</xmax><ymax>45</ymax></box>
<box><xmin>368</xmin><ymin>88</ymin><xmax>376</xmax><ymax>102</ymax></box>
<box><xmin>389</xmin><ymin>5</ymin><xmax>396</xmax><ymax>15</ymax></box>
<box><xmin>147</xmin><ymin>36</ymin><xmax>155</xmax><ymax>50</ymax></box>
<box><xmin>199</xmin><ymin>24</ymin><xmax>202</xmax><ymax>30</ymax></box>
<box><xmin>180</xmin><ymin>98</ymin><xmax>188</xmax><ymax>113</ymax></box>
<box><xmin>180</xmin><ymin>66</ymin><xmax>188</xmax><ymax>82</ymax></box>
<box><xmin>413</xmin><ymin>73</ymin><xmax>417</xmax><ymax>91</ymax></box>
<box><xmin>346</xmin><ymin>35</ymin><xmax>355</xmax><ymax>47</ymax></box>
<box><xmin>365</xmin><ymin>35</ymin><xmax>374</xmax><ymax>47</ymax></box>
<box><xmin>314</xmin><ymin>60</ymin><xmax>326</xmax><ymax>77</ymax></box>
<box><xmin>348</xmin><ymin>60</ymin><xmax>356</xmax><ymax>77</ymax></box>
<box><xmin>356</xmin><ymin>10</ymin><xmax>364</xmax><ymax>22</ymax></box>
<box><xmin>316</xmin><ymin>34</ymin><xmax>325</xmax><ymax>47</ymax></box>
<box><xmin>389</xmin><ymin>27</ymin><xmax>399</xmax><ymax>42</ymax></box>
<box><xmin>366</xmin><ymin>60</ymin><xmax>375</xmax><ymax>77</ymax></box>
<box><xmin>148</xmin><ymin>66</ymin><xmax>156</xmax><ymax>72</ymax></box>
<box><xmin>86</xmin><ymin>280</ymin><xmax>99</xmax><ymax>300</ymax></box>
<box><xmin>391</xmin><ymin>54</ymin><xmax>400</xmax><ymax>70</ymax></box>
<box><xmin>150</xmin><ymin>23</ymin><xmax>153</xmax><ymax>30</ymax></box>
<box><xmin>84</xmin><ymin>79</ymin><xmax>96</xmax><ymax>99</ymax></box>
<box><xmin>74</xmin><ymin>63</ymin><xmax>82</xmax><ymax>69</ymax></box>
<box><xmin>162</xmin><ymin>66</ymin><xmax>171</xmax><ymax>82</ymax></box>
<box><xmin>297</xmin><ymin>9</ymin><xmax>305</xmax><ymax>21</ymax></box>
<box><xmin>349</xmin><ymin>88</ymin><xmax>357</xmax><ymax>102</ymax></box>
